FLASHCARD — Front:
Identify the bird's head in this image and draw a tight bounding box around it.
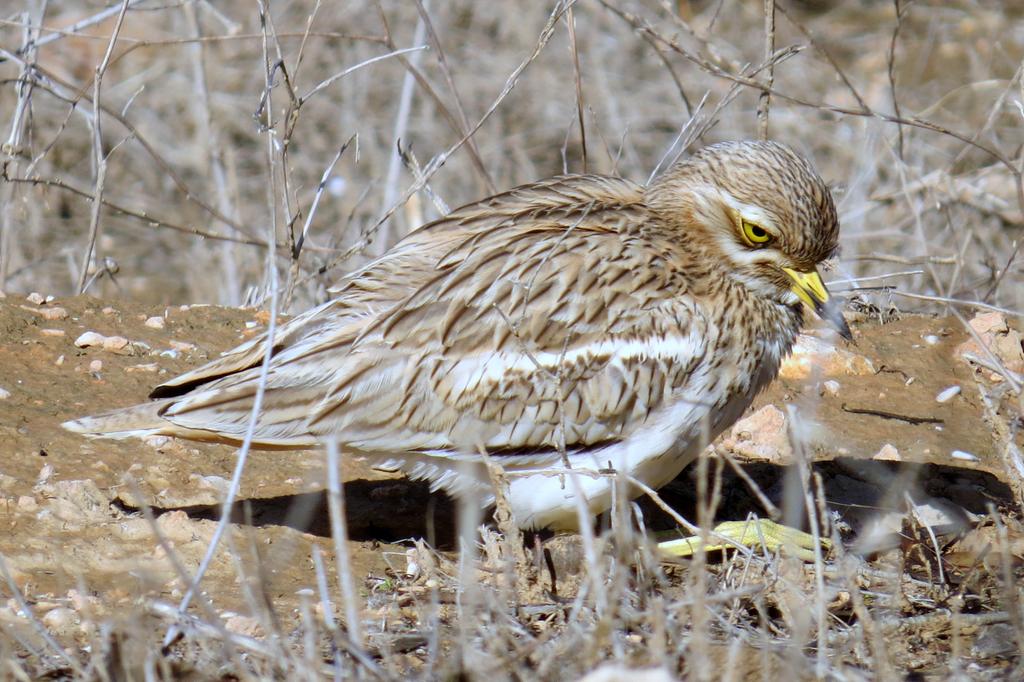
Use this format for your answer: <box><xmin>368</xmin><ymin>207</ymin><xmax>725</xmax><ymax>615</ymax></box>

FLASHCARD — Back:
<box><xmin>647</xmin><ymin>140</ymin><xmax>850</xmax><ymax>339</ymax></box>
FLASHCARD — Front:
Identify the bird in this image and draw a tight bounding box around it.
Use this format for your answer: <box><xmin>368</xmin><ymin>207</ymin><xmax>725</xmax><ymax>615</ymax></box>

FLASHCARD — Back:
<box><xmin>64</xmin><ymin>140</ymin><xmax>850</xmax><ymax>536</ymax></box>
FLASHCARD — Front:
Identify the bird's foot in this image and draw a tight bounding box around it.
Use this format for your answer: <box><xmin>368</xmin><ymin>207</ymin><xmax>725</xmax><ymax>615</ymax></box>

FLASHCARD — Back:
<box><xmin>658</xmin><ymin>518</ymin><xmax>831</xmax><ymax>561</ymax></box>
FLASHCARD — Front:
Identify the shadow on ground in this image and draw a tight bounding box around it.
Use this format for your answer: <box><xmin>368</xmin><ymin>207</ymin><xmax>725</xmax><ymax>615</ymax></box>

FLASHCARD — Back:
<box><xmin>109</xmin><ymin>458</ymin><xmax>1012</xmax><ymax>557</ymax></box>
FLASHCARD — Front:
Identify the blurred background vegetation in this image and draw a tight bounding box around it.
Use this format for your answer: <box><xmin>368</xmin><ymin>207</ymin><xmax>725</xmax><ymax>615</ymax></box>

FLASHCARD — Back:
<box><xmin>1</xmin><ymin>0</ymin><xmax>1021</xmax><ymax>315</ymax></box>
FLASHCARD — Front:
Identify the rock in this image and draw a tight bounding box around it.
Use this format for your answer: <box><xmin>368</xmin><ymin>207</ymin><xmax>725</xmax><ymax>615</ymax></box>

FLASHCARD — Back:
<box><xmin>26</xmin><ymin>292</ymin><xmax>45</xmax><ymax>304</ymax></box>
<box><xmin>873</xmin><ymin>444</ymin><xmax>901</xmax><ymax>462</ymax></box>
<box><xmin>0</xmin><ymin>387</ymin><xmax>9</xmax><ymax>400</ymax></box>
<box><xmin>39</xmin><ymin>328</ymin><xmax>65</xmax><ymax>337</ymax></box>
<box><xmin>144</xmin><ymin>316</ymin><xmax>165</xmax><ymax>329</ymax></box>
<box><xmin>73</xmin><ymin>331</ymin><xmax>134</xmax><ymax>353</ymax></box>
<box><xmin>74</xmin><ymin>331</ymin><xmax>106</xmax><ymax>348</ymax></box>
<box><xmin>821</xmin><ymin>380</ymin><xmax>841</xmax><ymax>397</ymax></box>
<box><xmin>224</xmin><ymin>614</ymin><xmax>264</xmax><ymax>638</ymax></box>
<box><xmin>89</xmin><ymin>360</ymin><xmax>103</xmax><ymax>373</ymax></box>
<box><xmin>968</xmin><ymin>312</ymin><xmax>1008</xmax><ymax>336</ymax></box>
<box><xmin>42</xmin><ymin>607</ymin><xmax>79</xmax><ymax>637</ymax></box>
<box><xmin>935</xmin><ymin>385</ymin><xmax>961</xmax><ymax>403</ymax></box>
<box><xmin>127</xmin><ymin>363</ymin><xmax>159</xmax><ymax>373</ymax></box>
<box><xmin>956</xmin><ymin>311</ymin><xmax>1024</xmax><ymax>374</ymax></box>
<box><xmin>779</xmin><ymin>336</ymin><xmax>875</xmax><ymax>380</ymax></box>
<box><xmin>39</xmin><ymin>306</ymin><xmax>67</xmax><ymax>321</ymax></box>
<box><xmin>196</xmin><ymin>475</ymin><xmax>229</xmax><ymax>494</ymax></box>
<box><xmin>142</xmin><ymin>435</ymin><xmax>170</xmax><ymax>448</ymax></box>
<box><xmin>20</xmin><ymin>305</ymin><xmax>68</xmax><ymax>320</ymax></box>
<box><xmin>101</xmin><ymin>335</ymin><xmax>129</xmax><ymax>351</ymax></box>
<box><xmin>37</xmin><ymin>479</ymin><xmax>113</xmax><ymax>523</ymax></box>
<box><xmin>152</xmin><ymin>510</ymin><xmax>216</xmax><ymax>544</ymax></box>
<box><xmin>66</xmin><ymin>589</ymin><xmax>100</xmax><ymax>612</ymax></box>
<box><xmin>719</xmin><ymin>405</ymin><xmax>792</xmax><ymax>463</ymax></box>
<box><xmin>951</xmin><ymin>450</ymin><xmax>980</xmax><ymax>463</ymax></box>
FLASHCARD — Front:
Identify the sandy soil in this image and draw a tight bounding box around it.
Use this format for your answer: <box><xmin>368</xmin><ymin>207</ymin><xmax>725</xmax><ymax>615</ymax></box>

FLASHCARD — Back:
<box><xmin>0</xmin><ymin>292</ymin><xmax>1022</xmax><ymax>676</ymax></box>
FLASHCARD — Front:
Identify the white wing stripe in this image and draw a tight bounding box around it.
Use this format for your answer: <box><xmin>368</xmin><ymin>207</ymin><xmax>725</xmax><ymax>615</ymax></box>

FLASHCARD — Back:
<box><xmin>445</xmin><ymin>332</ymin><xmax>703</xmax><ymax>397</ymax></box>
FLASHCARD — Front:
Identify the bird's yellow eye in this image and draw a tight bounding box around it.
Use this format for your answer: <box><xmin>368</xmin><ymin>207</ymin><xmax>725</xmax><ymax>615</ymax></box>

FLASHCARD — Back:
<box><xmin>741</xmin><ymin>220</ymin><xmax>772</xmax><ymax>246</ymax></box>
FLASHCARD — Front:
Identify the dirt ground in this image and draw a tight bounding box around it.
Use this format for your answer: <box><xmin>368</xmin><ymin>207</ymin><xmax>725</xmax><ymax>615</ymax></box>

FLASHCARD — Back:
<box><xmin>1</xmin><ymin>292</ymin><xmax>1023</xmax><ymax>677</ymax></box>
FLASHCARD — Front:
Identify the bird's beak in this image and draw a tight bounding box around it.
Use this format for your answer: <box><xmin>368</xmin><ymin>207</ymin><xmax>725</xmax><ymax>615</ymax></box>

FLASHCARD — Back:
<box><xmin>782</xmin><ymin>267</ymin><xmax>852</xmax><ymax>340</ymax></box>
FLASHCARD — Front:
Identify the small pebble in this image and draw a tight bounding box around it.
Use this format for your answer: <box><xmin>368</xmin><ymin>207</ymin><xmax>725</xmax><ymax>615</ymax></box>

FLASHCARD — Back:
<box><xmin>873</xmin><ymin>444</ymin><xmax>901</xmax><ymax>461</ymax></box>
<box><xmin>55</xmin><ymin>355</ymin><xmax>65</xmax><ymax>366</ymax></box>
<box><xmin>245</xmin><ymin>321</ymin><xmax>258</xmax><ymax>329</ymax></box>
<box><xmin>951</xmin><ymin>450</ymin><xmax>979</xmax><ymax>462</ymax></box>
<box><xmin>41</xmin><ymin>607</ymin><xmax>78</xmax><ymax>637</ymax></box>
<box><xmin>144</xmin><ymin>316</ymin><xmax>165</xmax><ymax>330</ymax></box>
<box><xmin>67</xmin><ymin>589</ymin><xmax>94</xmax><ymax>611</ymax></box>
<box><xmin>936</xmin><ymin>385</ymin><xmax>961</xmax><ymax>403</ymax></box>
<box><xmin>102</xmin><ymin>306</ymin><xmax>116</xmax><ymax>315</ymax></box>
<box><xmin>17</xmin><ymin>495</ymin><xmax>37</xmax><ymax>511</ymax></box>
<box><xmin>169</xmin><ymin>340</ymin><xmax>196</xmax><ymax>352</ymax></box>
<box><xmin>224</xmin><ymin>614</ymin><xmax>263</xmax><ymax>638</ymax></box>
<box><xmin>821</xmin><ymin>380</ymin><xmax>841</xmax><ymax>397</ymax></box>
<box><xmin>923</xmin><ymin>334</ymin><xmax>940</xmax><ymax>346</ymax></box>
<box><xmin>37</xmin><ymin>306</ymin><xmax>67</xmax><ymax>321</ymax></box>
<box><xmin>89</xmin><ymin>360</ymin><xmax>103</xmax><ymax>373</ymax></box>
<box><xmin>126</xmin><ymin>363</ymin><xmax>159</xmax><ymax>373</ymax></box>
<box><xmin>74</xmin><ymin>331</ymin><xmax>106</xmax><ymax>348</ymax></box>
<box><xmin>0</xmin><ymin>387</ymin><xmax>9</xmax><ymax>400</ymax></box>
<box><xmin>26</xmin><ymin>292</ymin><xmax>44</xmax><ymax>305</ymax></box>
<box><xmin>39</xmin><ymin>328</ymin><xmax>65</xmax><ymax>337</ymax></box>
<box><xmin>102</xmin><ymin>336</ymin><xmax>129</xmax><ymax>351</ymax></box>
<box><xmin>197</xmin><ymin>475</ymin><xmax>229</xmax><ymax>493</ymax></box>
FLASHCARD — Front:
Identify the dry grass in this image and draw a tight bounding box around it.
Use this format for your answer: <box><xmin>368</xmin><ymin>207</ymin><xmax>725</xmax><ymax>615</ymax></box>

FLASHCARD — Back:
<box><xmin>1</xmin><ymin>0</ymin><xmax>1023</xmax><ymax>679</ymax></box>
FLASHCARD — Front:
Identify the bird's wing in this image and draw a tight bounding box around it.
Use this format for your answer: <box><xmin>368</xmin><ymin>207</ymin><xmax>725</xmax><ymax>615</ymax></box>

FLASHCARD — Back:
<box><xmin>316</xmin><ymin>224</ymin><xmax>711</xmax><ymax>455</ymax></box>
<box><xmin>152</xmin><ymin>174</ymin><xmax>642</xmax><ymax>399</ymax></box>
<box><xmin>147</xmin><ymin>175</ymin><xmax>713</xmax><ymax>452</ymax></box>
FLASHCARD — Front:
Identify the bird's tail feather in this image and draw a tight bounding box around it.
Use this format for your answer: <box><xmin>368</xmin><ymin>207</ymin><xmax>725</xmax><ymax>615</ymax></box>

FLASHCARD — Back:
<box><xmin>61</xmin><ymin>400</ymin><xmax>175</xmax><ymax>440</ymax></box>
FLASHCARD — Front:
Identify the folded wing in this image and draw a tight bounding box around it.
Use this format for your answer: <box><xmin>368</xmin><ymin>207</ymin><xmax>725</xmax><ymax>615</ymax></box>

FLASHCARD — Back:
<box><xmin>66</xmin><ymin>174</ymin><xmax>712</xmax><ymax>456</ymax></box>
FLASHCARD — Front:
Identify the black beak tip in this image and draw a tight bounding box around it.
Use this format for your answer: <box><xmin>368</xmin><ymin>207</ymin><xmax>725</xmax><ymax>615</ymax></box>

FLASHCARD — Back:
<box><xmin>814</xmin><ymin>300</ymin><xmax>853</xmax><ymax>342</ymax></box>
<box><xmin>836</xmin><ymin>316</ymin><xmax>853</xmax><ymax>342</ymax></box>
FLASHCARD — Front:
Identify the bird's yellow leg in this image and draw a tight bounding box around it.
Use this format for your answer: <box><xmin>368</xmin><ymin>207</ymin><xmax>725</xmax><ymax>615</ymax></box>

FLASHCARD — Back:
<box><xmin>658</xmin><ymin>519</ymin><xmax>831</xmax><ymax>561</ymax></box>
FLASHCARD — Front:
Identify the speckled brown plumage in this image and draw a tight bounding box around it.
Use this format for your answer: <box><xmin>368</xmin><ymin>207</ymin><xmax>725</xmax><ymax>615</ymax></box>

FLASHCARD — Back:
<box><xmin>65</xmin><ymin>140</ymin><xmax>848</xmax><ymax>529</ymax></box>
